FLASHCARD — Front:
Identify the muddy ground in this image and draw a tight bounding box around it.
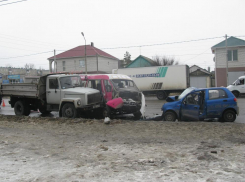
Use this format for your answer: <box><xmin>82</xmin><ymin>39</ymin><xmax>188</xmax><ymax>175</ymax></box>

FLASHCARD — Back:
<box><xmin>0</xmin><ymin>115</ymin><xmax>245</xmax><ymax>182</ymax></box>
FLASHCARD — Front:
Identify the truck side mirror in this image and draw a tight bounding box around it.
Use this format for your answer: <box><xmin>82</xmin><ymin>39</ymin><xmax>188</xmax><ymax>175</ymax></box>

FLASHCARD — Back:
<box><xmin>183</xmin><ymin>101</ymin><xmax>187</xmax><ymax>105</ymax></box>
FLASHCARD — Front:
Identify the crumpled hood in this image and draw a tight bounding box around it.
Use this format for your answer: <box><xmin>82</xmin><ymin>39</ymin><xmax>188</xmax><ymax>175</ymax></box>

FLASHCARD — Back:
<box><xmin>64</xmin><ymin>87</ymin><xmax>99</xmax><ymax>95</ymax></box>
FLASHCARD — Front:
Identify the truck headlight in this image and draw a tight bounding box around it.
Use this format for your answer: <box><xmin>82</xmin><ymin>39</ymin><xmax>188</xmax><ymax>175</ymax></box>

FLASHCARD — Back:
<box><xmin>77</xmin><ymin>100</ymin><xmax>81</xmax><ymax>106</ymax></box>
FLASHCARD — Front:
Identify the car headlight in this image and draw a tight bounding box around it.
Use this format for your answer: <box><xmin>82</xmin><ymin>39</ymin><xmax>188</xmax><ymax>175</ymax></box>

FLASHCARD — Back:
<box><xmin>77</xmin><ymin>100</ymin><xmax>81</xmax><ymax>106</ymax></box>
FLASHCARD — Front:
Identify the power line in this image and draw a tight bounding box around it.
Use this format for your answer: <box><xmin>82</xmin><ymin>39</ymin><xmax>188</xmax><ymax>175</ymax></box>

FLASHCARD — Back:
<box><xmin>101</xmin><ymin>36</ymin><xmax>224</xmax><ymax>50</ymax></box>
<box><xmin>0</xmin><ymin>51</ymin><xmax>52</xmax><ymax>59</ymax></box>
<box><xmin>0</xmin><ymin>0</ymin><xmax>27</xmax><ymax>6</ymax></box>
<box><xmin>0</xmin><ymin>0</ymin><xmax>9</xmax><ymax>2</ymax></box>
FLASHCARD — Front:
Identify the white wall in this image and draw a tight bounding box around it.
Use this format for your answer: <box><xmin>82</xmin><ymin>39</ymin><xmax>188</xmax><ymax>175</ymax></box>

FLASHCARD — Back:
<box><xmin>215</xmin><ymin>47</ymin><xmax>245</xmax><ymax>68</ymax></box>
<box><xmin>56</xmin><ymin>56</ymin><xmax>118</xmax><ymax>73</ymax></box>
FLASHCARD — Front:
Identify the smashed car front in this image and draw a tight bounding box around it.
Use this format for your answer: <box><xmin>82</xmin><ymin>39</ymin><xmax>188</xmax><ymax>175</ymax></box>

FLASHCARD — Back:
<box><xmin>111</xmin><ymin>79</ymin><xmax>142</xmax><ymax>114</ymax></box>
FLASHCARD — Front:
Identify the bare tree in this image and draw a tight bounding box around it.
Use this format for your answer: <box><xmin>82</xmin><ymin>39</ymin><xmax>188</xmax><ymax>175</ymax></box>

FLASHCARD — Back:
<box><xmin>24</xmin><ymin>63</ymin><xmax>35</xmax><ymax>70</ymax></box>
<box><xmin>124</xmin><ymin>51</ymin><xmax>131</xmax><ymax>66</ymax></box>
<box><xmin>152</xmin><ymin>55</ymin><xmax>179</xmax><ymax>66</ymax></box>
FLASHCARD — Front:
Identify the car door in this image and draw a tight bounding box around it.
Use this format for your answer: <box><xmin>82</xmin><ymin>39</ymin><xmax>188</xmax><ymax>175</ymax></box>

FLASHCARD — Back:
<box><xmin>102</xmin><ymin>79</ymin><xmax>113</xmax><ymax>102</ymax></box>
<box><xmin>46</xmin><ymin>77</ymin><xmax>61</xmax><ymax>104</ymax></box>
<box><xmin>206</xmin><ymin>89</ymin><xmax>228</xmax><ymax>118</ymax></box>
<box><xmin>181</xmin><ymin>92</ymin><xmax>200</xmax><ymax>121</ymax></box>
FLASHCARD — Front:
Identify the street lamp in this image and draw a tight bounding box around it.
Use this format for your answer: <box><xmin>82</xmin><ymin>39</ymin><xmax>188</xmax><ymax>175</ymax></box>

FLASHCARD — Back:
<box><xmin>81</xmin><ymin>32</ymin><xmax>87</xmax><ymax>74</ymax></box>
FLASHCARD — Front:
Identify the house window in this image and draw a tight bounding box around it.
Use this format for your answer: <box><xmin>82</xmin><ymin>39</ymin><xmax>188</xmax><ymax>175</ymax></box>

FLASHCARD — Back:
<box><xmin>228</xmin><ymin>50</ymin><xmax>238</xmax><ymax>61</ymax></box>
<box><xmin>62</xmin><ymin>61</ymin><xmax>65</xmax><ymax>71</ymax></box>
<box><xmin>79</xmin><ymin>60</ymin><xmax>85</xmax><ymax>67</ymax></box>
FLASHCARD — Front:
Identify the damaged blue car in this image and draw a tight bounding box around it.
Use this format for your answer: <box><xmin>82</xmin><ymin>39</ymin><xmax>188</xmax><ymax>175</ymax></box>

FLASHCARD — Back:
<box><xmin>161</xmin><ymin>87</ymin><xmax>239</xmax><ymax>122</ymax></box>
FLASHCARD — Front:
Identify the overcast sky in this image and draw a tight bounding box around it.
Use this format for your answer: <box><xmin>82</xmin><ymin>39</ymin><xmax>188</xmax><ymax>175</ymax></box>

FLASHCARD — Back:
<box><xmin>1</xmin><ymin>0</ymin><xmax>245</xmax><ymax>71</ymax></box>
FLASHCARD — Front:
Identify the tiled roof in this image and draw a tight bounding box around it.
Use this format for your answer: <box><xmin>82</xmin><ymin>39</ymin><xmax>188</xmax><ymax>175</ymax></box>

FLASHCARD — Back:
<box><xmin>211</xmin><ymin>36</ymin><xmax>245</xmax><ymax>50</ymax></box>
<box><xmin>48</xmin><ymin>45</ymin><xmax>118</xmax><ymax>60</ymax></box>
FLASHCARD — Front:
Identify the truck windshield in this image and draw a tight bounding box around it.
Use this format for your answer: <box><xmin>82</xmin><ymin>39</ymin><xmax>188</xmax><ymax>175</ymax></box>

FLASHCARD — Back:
<box><xmin>178</xmin><ymin>87</ymin><xmax>196</xmax><ymax>100</ymax></box>
<box><xmin>111</xmin><ymin>79</ymin><xmax>139</xmax><ymax>90</ymax></box>
<box><xmin>60</xmin><ymin>76</ymin><xmax>83</xmax><ymax>89</ymax></box>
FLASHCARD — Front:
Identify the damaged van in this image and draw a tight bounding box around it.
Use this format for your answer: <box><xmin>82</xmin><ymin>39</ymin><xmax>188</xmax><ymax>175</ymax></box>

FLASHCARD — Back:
<box><xmin>80</xmin><ymin>74</ymin><xmax>145</xmax><ymax>119</ymax></box>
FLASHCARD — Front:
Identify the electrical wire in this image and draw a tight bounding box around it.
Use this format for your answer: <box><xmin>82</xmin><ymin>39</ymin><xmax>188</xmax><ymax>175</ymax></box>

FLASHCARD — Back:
<box><xmin>0</xmin><ymin>0</ymin><xmax>27</xmax><ymax>6</ymax></box>
<box><xmin>0</xmin><ymin>51</ymin><xmax>52</xmax><ymax>59</ymax></box>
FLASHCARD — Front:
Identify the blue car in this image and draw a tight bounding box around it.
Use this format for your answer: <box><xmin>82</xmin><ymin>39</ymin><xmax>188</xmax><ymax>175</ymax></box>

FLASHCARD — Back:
<box><xmin>161</xmin><ymin>87</ymin><xmax>239</xmax><ymax>122</ymax></box>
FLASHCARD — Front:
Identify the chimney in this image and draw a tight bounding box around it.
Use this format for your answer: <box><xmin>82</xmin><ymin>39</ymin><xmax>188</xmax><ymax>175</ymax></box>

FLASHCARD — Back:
<box><xmin>208</xmin><ymin>67</ymin><xmax>210</xmax><ymax>72</ymax></box>
<box><xmin>91</xmin><ymin>42</ymin><xmax>94</xmax><ymax>47</ymax></box>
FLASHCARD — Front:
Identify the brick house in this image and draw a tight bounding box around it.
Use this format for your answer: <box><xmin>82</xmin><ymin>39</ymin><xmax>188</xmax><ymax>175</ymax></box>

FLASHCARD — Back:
<box><xmin>48</xmin><ymin>43</ymin><xmax>119</xmax><ymax>74</ymax></box>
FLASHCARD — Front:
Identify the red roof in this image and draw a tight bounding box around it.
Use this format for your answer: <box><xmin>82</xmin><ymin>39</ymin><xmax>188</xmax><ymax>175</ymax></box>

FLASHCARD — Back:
<box><xmin>48</xmin><ymin>45</ymin><xmax>118</xmax><ymax>60</ymax></box>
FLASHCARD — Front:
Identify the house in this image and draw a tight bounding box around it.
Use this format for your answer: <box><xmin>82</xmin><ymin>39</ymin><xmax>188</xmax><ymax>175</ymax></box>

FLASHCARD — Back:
<box><xmin>48</xmin><ymin>43</ymin><xmax>119</xmax><ymax>74</ymax></box>
<box><xmin>125</xmin><ymin>55</ymin><xmax>157</xmax><ymax>68</ymax></box>
<box><xmin>211</xmin><ymin>36</ymin><xmax>245</xmax><ymax>87</ymax></box>
<box><xmin>189</xmin><ymin>65</ymin><xmax>212</xmax><ymax>88</ymax></box>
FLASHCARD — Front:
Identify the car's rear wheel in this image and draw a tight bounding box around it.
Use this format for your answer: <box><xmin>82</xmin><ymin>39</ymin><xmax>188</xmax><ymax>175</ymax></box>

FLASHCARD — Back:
<box><xmin>164</xmin><ymin>111</ymin><xmax>176</xmax><ymax>121</ymax></box>
<box><xmin>222</xmin><ymin>110</ymin><xmax>236</xmax><ymax>122</ymax></box>
<box><xmin>232</xmin><ymin>91</ymin><xmax>239</xmax><ymax>98</ymax></box>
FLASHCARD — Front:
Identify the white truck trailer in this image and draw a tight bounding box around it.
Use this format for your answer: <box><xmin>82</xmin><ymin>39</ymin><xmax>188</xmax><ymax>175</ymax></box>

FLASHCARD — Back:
<box><xmin>112</xmin><ymin>65</ymin><xmax>190</xmax><ymax>100</ymax></box>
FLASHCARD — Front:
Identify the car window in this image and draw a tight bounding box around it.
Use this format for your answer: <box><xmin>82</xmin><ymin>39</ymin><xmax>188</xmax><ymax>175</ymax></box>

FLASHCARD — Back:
<box><xmin>184</xmin><ymin>93</ymin><xmax>199</xmax><ymax>105</ymax></box>
<box><xmin>208</xmin><ymin>89</ymin><xmax>227</xmax><ymax>100</ymax></box>
<box><xmin>49</xmin><ymin>79</ymin><xmax>59</xmax><ymax>89</ymax></box>
<box><xmin>104</xmin><ymin>80</ymin><xmax>112</xmax><ymax>92</ymax></box>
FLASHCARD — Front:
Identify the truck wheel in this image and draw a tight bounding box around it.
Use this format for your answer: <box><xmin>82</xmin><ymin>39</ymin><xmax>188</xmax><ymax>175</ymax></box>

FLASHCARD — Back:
<box><xmin>164</xmin><ymin>111</ymin><xmax>176</xmax><ymax>121</ymax></box>
<box><xmin>133</xmin><ymin>111</ymin><xmax>142</xmax><ymax>120</ymax></box>
<box><xmin>232</xmin><ymin>91</ymin><xmax>239</xmax><ymax>98</ymax></box>
<box><xmin>62</xmin><ymin>103</ymin><xmax>78</xmax><ymax>118</ymax></box>
<box><xmin>157</xmin><ymin>91</ymin><xmax>167</xmax><ymax>100</ymax></box>
<box><xmin>14</xmin><ymin>101</ymin><xmax>26</xmax><ymax>116</ymax></box>
<box><xmin>222</xmin><ymin>110</ymin><xmax>236</xmax><ymax>122</ymax></box>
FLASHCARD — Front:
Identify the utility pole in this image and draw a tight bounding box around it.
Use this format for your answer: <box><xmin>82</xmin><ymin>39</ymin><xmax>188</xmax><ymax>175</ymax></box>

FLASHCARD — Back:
<box><xmin>54</xmin><ymin>49</ymin><xmax>56</xmax><ymax>73</ymax></box>
<box><xmin>96</xmin><ymin>54</ymin><xmax>98</xmax><ymax>73</ymax></box>
<box><xmin>81</xmin><ymin>32</ymin><xmax>87</xmax><ymax>74</ymax></box>
<box><xmin>225</xmin><ymin>34</ymin><xmax>228</xmax><ymax>86</ymax></box>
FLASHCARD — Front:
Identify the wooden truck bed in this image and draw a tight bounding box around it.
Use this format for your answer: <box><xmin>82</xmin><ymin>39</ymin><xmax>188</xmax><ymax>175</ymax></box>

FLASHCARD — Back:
<box><xmin>0</xmin><ymin>83</ymin><xmax>38</xmax><ymax>98</ymax></box>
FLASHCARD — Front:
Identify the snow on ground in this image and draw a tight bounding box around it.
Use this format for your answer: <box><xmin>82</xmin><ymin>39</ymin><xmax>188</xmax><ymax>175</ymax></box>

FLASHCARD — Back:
<box><xmin>0</xmin><ymin>115</ymin><xmax>244</xmax><ymax>182</ymax></box>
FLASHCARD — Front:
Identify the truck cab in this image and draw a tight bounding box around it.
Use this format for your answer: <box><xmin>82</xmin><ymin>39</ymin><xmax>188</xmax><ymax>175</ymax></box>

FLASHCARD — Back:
<box><xmin>161</xmin><ymin>87</ymin><xmax>239</xmax><ymax>122</ymax></box>
<box><xmin>227</xmin><ymin>75</ymin><xmax>245</xmax><ymax>97</ymax></box>
<box><xmin>40</xmin><ymin>74</ymin><xmax>102</xmax><ymax>118</ymax></box>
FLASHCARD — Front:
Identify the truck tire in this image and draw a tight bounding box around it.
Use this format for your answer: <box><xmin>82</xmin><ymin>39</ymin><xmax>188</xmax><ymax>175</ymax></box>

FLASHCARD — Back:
<box><xmin>14</xmin><ymin>101</ymin><xmax>27</xmax><ymax>116</ymax></box>
<box><xmin>222</xmin><ymin>110</ymin><xmax>236</xmax><ymax>122</ymax></box>
<box><xmin>232</xmin><ymin>91</ymin><xmax>239</xmax><ymax>98</ymax></box>
<box><xmin>157</xmin><ymin>91</ymin><xmax>167</xmax><ymax>100</ymax></box>
<box><xmin>62</xmin><ymin>103</ymin><xmax>78</xmax><ymax>118</ymax></box>
<box><xmin>133</xmin><ymin>111</ymin><xmax>142</xmax><ymax>120</ymax></box>
<box><xmin>164</xmin><ymin>111</ymin><xmax>176</xmax><ymax>121</ymax></box>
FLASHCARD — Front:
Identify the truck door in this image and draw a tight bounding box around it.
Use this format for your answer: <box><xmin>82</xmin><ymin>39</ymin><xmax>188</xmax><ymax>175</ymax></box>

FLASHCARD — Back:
<box><xmin>181</xmin><ymin>92</ymin><xmax>200</xmax><ymax>121</ymax></box>
<box><xmin>46</xmin><ymin>77</ymin><xmax>61</xmax><ymax>104</ymax></box>
<box><xmin>102</xmin><ymin>79</ymin><xmax>113</xmax><ymax>102</ymax></box>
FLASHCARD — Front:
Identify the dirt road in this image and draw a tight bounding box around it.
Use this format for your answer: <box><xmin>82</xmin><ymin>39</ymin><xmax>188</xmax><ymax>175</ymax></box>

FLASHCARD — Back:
<box><xmin>0</xmin><ymin>115</ymin><xmax>245</xmax><ymax>182</ymax></box>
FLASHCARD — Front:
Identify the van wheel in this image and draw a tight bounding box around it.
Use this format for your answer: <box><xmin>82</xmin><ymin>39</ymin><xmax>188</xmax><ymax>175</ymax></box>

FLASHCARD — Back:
<box><xmin>222</xmin><ymin>110</ymin><xmax>236</xmax><ymax>122</ymax></box>
<box><xmin>164</xmin><ymin>111</ymin><xmax>176</xmax><ymax>121</ymax></box>
<box><xmin>157</xmin><ymin>91</ymin><xmax>167</xmax><ymax>100</ymax></box>
<box><xmin>62</xmin><ymin>103</ymin><xmax>78</xmax><ymax>118</ymax></box>
<box><xmin>232</xmin><ymin>91</ymin><xmax>239</xmax><ymax>98</ymax></box>
<box><xmin>14</xmin><ymin>101</ymin><xmax>26</xmax><ymax>116</ymax></box>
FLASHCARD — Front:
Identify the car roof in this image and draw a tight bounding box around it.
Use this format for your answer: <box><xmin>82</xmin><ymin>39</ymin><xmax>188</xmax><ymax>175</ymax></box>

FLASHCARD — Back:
<box><xmin>239</xmin><ymin>75</ymin><xmax>245</xmax><ymax>79</ymax></box>
<box><xmin>193</xmin><ymin>87</ymin><xmax>228</xmax><ymax>92</ymax></box>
